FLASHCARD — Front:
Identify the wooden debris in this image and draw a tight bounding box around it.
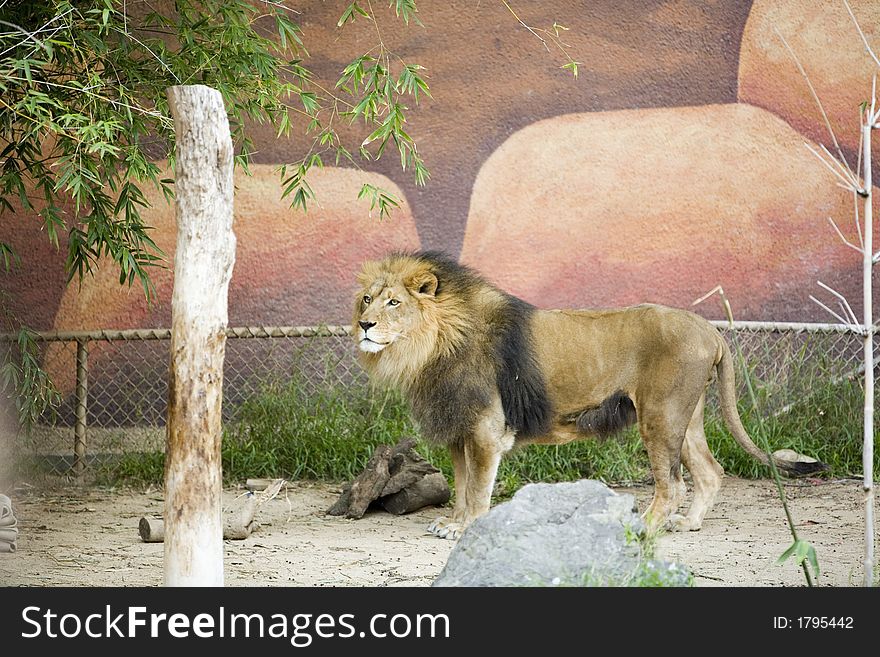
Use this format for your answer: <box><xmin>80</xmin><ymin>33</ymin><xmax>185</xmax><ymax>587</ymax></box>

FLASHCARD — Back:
<box><xmin>138</xmin><ymin>516</ymin><xmax>166</xmax><ymax>542</ymax></box>
<box><xmin>139</xmin><ymin>492</ymin><xmax>259</xmax><ymax>543</ymax></box>
<box><xmin>326</xmin><ymin>445</ymin><xmax>392</xmax><ymax>519</ymax></box>
<box><xmin>223</xmin><ymin>494</ymin><xmax>258</xmax><ymax>540</ymax></box>
<box><xmin>327</xmin><ymin>438</ymin><xmax>450</xmax><ymax>519</ymax></box>
<box><xmin>246</xmin><ymin>478</ymin><xmax>292</xmax><ymax>492</ymax></box>
<box><xmin>381</xmin><ymin>472</ymin><xmax>450</xmax><ymax>515</ymax></box>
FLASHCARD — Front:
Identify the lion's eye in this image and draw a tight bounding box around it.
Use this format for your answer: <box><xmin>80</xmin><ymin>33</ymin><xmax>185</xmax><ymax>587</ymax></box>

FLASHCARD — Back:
<box><xmin>363</xmin><ymin>295</ymin><xmax>372</xmax><ymax>305</ymax></box>
<box><xmin>387</xmin><ymin>299</ymin><xmax>400</xmax><ymax>307</ymax></box>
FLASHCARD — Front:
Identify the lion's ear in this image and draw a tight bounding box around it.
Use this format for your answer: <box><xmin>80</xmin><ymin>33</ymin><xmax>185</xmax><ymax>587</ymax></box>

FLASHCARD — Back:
<box><xmin>408</xmin><ymin>271</ymin><xmax>438</xmax><ymax>297</ymax></box>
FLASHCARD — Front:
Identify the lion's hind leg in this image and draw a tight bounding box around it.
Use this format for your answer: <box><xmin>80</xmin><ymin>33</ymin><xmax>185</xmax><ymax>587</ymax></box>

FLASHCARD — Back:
<box><xmin>639</xmin><ymin>418</ymin><xmax>686</xmax><ymax>532</ymax></box>
<box><xmin>638</xmin><ymin>391</ymin><xmax>703</xmax><ymax>533</ymax></box>
<box><xmin>670</xmin><ymin>394</ymin><xmax>724</xmax><ymax>532</ymax></box>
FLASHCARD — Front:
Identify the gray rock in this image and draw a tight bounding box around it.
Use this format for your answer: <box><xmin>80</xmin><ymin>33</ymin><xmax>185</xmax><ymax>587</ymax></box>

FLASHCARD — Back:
<box><xmin>432</xmin><ymin>479</ymin><xmax>690</xmax><ymax>587</ymax></box>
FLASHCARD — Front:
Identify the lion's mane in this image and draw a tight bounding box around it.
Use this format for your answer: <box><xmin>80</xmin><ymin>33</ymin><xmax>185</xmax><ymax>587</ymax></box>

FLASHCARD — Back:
<box><xmin>356</xmin><ymin>251</ymin><xmax>552</xmax><ymax>445</ymax></box>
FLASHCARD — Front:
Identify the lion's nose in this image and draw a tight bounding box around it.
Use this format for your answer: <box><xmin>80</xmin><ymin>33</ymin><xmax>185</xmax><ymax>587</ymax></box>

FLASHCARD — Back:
<box><xmin>358</xmin><ymin>320</ymin><xmax>376</xmax><ymax>332</ymax></box>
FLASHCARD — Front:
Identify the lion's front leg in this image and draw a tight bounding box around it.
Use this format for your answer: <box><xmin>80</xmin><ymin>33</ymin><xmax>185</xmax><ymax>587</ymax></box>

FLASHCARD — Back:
<box><xmin>427</xmin><ymin>399</ymin><xmax>512</xmax><ymax>540</ymax></box>
<box><xmin>427</xmin><ymin>442</ymin><xmax>468</xmax><ymax>540</ymax></box>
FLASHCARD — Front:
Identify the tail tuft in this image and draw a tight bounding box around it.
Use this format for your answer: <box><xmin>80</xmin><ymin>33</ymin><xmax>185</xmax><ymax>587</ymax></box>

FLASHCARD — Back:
<box><xmin>773</xmin><ymin>449</ymin><xmax>829</xmax><ymax>477</ymax></box>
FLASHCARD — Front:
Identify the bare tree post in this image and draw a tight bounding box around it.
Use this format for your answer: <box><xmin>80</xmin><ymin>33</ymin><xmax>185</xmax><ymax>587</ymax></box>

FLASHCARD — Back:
<box><xmin>164</xmin><ymin>85</ymin><xmax>236</xmax><ymax>587</ymax></box>
<box><xmin>860</xmin><ymin>114</ymin><xmax>874</xmax><ymax>587</ymax></box>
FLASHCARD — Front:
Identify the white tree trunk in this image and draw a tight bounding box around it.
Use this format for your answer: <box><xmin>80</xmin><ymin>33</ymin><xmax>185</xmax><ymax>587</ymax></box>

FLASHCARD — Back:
<box><xmin>862</xmin><ymin>119</ymin><xmax>875</xmax><ymax>588</ymax></box>
<box><xmin>164</xmin><ymin>85</ymin><xmax>236</xmax><ymax>587</ymax></box>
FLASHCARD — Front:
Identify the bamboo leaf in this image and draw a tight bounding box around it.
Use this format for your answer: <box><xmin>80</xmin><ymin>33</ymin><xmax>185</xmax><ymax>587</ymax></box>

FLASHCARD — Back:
<box><xmin>777</xmin><ymin>541</ymin><xmax>798</xmax><ymax>564</ymax></box>
<box><xmin>562</xmin><ymin>60</ymin><xmax>580</xmax><ymax>79</ymax></box>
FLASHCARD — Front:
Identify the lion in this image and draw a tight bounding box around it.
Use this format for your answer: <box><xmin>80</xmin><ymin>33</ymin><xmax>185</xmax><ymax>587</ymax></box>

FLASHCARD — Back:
<box><xmin>353</xmin><ymin>251</ymin><xmax>826</xmax><ymax>540</ymax></box>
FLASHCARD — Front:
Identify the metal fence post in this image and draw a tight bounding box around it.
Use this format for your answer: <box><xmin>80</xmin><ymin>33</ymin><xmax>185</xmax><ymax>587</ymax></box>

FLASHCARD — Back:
<box><xmin>73</xmin><ymin>338</ymin><xmax>88</xmax><ymax>476</ymax></box>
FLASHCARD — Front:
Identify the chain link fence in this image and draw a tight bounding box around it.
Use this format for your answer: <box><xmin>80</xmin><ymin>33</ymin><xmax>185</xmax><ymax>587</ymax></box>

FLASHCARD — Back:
<box><xmin>1</xmin><ymin>321</ymin><xmax>871</xmax><ymax>478</ymax></box>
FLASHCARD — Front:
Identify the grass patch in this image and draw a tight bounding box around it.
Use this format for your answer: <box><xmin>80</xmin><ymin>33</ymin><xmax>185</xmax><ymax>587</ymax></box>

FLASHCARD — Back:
<box><xmin>103</xmin><ymin>379</ymin><xmax>651</xmax><ymax>490</ymax></box>
<box><xmin>102</xmin><ymin>379</ymin><xmax>418</xmax><ymax>486</ymax></box>
<box><xmin>103</xmin><ymin>373</ymin><xmax>875</xmax><ymax>489</ymax></box>
<box><xmin>572</xmin><ymin>560</ymin><xmax>694</xmax><ymax>587</ymax></box>
<box><xmin>705</xmin><ymin>376</ymin><xmax>876</xmax><ymax>480</ymax></box>
<box><xmin>492</xmin><ymin>431</ymin><xmax>649</xmax><ymax>499</ymax></box>
<box><xmin>221</xmin><ymin>379</ymin><xmax>416</xmax><ymax>482</ymax></box>
<box><xmin>109</xmin><ymin>450</ymin><xmax>165</xmax><ymax>486</ymax></box>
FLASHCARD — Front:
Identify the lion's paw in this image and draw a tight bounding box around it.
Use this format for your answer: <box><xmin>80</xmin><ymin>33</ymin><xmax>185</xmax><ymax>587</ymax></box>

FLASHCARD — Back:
<box><xmin>668</xmin><ymin>513</ymin><xmax>701</xmax><ymax>532</ymax></box>
<box><xmin>427</xmin><ymin>517</ymin><xmax>463</xmax><ymax>540</ymax></box>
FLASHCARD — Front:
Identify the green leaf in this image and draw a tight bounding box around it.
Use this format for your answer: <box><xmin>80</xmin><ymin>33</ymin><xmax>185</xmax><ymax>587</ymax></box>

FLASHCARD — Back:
<box><xmin>805</xmin><ymin>544</ymin><xmax>820</xmax><ymax>577</ymax></box>
<box><xmin>391</xmin><ymin>0</ymin><xmax>422</xmax><ymax>26</ymax></box>
<box><xmin>413</xmin><ymin>158</ymin><xmax>430</xmax><ymax>186</ymax></box>
<box><xmin>276</xmin><ymin>110</ymin><xmax>292</xmax><ymax>138</ymax></box>
<box><xmin>562</xmin><ymin>61</ymin><xmax>580</xmax><ymax>79</ymax></box>
<box><xmin>275</xmin><ymin>11</ymin><xmax>304</xmax><ymax>52</ymax></box>
<box><xmin>1</xmin><ymin>328</ymin><xmax>61</xmax><ymax>428</ymax></box>
<box><xmin>358</xmin><ymin>183</ymin><xmax>401</xmax><ymax>220</ymax></box>
<box><xmin>397</xmin><ymin>63</ymin><xmax>431</xmax><ymax>100</ymax></box>
<box><xmin>0</xmin><ymin>242</ymin><xmax>20</xmax><ymax>272</ymax></box>
<box><xmin>335</xmin><ymin>145</ymin><xmax>354</xmax><ymax>166</ymax></box>
<box><xmin>362</xmin><ymin>122</ymin><xmax>391</xmax><ymax>148</ymax></box>
<box><xmin>777</xmin><ymin>542</ymin><xmax>797</xmax><ymax>564</ymax></box>
<box><xmin>777</xmin><ymin>539</ymin><xmax>820</xmax><ymax>578</ymax></box>
<box><xmin>299</xmin><ymin>91</ymin><xmax>319</xmax><ymax>115</ymax></box>
<box><xmin>337</xmin><ymin>3</ymin><xmax>370</xmax><ymax>28</ymax></box>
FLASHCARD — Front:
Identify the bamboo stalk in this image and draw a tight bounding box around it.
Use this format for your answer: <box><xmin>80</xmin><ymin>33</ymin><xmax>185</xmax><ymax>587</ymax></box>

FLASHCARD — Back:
<box><xmin>861</xmin><ymin>117</ymin><xmax>875</xmax><ymax>587</ymax></box>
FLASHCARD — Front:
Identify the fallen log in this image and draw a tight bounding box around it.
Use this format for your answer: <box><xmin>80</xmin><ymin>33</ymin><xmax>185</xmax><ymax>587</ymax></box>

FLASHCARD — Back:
<box><xmin>326</xmin><ymin>445</ymin><xmax>392</xmax><ymax>519</ymax></box>
<box><xmin>381</xmin><ymin>472</ymin><xmax>450</xmax><ymax>515</ymax></box>
<box><xmin>140</xmin><ymin>493</ymin><xmax>259</xmax><ymax>542</ymax></box>
<box><xmin>327</xmin><ymin>438</ymin><xmax>450</xmax><ymax>519</ymax></box>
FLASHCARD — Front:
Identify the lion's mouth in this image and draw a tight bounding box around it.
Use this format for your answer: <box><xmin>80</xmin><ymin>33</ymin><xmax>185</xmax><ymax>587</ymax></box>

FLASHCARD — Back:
<box><xmin>359</xmin><ymin>337</ymin><xmax>389</xmax><ymax>353</ymax></box>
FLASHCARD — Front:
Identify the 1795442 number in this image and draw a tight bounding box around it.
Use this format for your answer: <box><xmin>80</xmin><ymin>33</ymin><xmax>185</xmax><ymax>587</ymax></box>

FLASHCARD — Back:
<box><xmin>798</xmin><ymin>617</ymin><xmax>854</xmax><ymax>629</ymax></box>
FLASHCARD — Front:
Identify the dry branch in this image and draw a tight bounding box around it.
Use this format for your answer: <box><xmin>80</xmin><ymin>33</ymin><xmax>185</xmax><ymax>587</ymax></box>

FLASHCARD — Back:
<box><xmin>381</xmin><ymin>473</ymin><xmax>450</xmax><ymax>515</ymax></box>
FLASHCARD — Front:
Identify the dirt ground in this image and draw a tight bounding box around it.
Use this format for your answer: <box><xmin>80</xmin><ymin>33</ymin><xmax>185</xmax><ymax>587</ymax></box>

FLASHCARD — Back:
<box><xmin>0</xmin><ymin>477</ymin><xmax>874</xmax><ymax>587</ymax></box>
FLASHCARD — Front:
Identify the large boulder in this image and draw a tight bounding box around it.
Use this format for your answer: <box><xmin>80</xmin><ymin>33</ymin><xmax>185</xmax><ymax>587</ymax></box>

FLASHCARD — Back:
<box><xmin>432</xmin><ymin>480</ymin><xmax>690</xmax><ymax>587</ymax></box>
<box><xmin>460</xmin><ymin>103</ymin><xmax>876</xmax><ymax>321</ymax></box>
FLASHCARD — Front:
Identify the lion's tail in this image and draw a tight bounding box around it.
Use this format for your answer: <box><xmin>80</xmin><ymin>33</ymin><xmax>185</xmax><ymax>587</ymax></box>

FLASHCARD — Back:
<box><xmin>715</xmin><ymin>336</ymin><xmax>827</xmax><ymax>477</ymax></box>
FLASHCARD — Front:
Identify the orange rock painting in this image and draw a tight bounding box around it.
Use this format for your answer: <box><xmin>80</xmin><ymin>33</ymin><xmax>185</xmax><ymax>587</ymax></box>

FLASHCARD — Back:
<box><xmin>460</xmin><ymin>104</ymin><xmax>876</xmax><ymax>321</ymax></box>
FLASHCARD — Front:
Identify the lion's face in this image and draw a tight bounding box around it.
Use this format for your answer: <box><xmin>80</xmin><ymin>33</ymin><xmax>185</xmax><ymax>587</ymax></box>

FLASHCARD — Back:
<box><xmin>354</xmin><ymin>259</ymin><xmax>439</xmax><ymax>355</ymax></box>
<box><xmin>354</xmin><ymin>281</ymin><xmax>419</xmax><ymax>353</ymax></box>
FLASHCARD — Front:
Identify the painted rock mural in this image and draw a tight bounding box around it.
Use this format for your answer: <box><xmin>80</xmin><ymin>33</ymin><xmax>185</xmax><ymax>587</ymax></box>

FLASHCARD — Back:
<box><xmin>460</xmin><ymin>103</ymin><xmax>874</xmax><ymax>322</ymax></box>
<box><xmin>50</xmin><ymin>166</ymin><xmax>420</xmax><ymax>331</ymax></box>
<box><xmin>739</xmin><ymin>0</ymin><xmax>880</xmax><ymax>185</ymax></box>
<box><xmin>2</xmin><ymin>0</ymin><xmax>877</xmax><ymax>339</ymax></box>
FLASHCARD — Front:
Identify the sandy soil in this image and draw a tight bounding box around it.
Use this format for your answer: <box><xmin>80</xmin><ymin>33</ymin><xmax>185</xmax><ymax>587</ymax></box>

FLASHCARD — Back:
<box><xmin>0</xmin><ymin>477</ymin><xmax>873</xmax><ymax>587</ymax></box>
